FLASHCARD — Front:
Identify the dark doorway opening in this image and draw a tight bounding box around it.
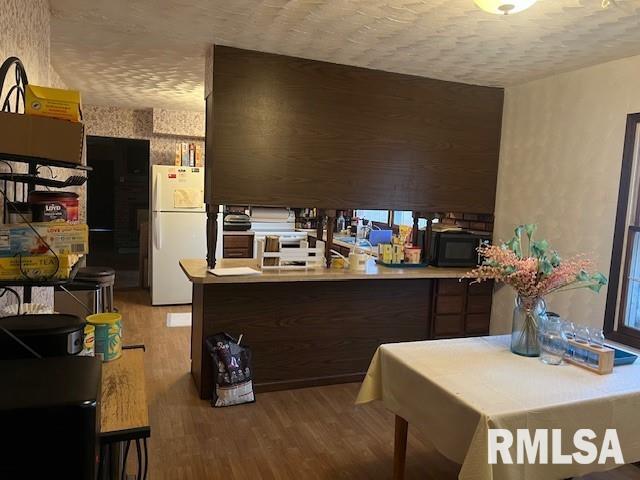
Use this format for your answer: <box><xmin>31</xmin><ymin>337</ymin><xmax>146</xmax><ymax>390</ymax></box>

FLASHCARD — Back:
<box><xmin>86</xmin><ymin>136</ymin><xmax>150</xmax><ymax>289</ymax></box>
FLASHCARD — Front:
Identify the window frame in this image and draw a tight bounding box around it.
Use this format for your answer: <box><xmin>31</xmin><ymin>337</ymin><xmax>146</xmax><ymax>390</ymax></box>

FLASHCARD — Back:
<box><xmin>604</xmin><ymin>113</ymin><xmax>640</xmax><ymax>348</ymax></box>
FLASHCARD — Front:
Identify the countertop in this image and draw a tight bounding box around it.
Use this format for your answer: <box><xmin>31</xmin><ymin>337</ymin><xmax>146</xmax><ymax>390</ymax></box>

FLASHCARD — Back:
<box><xmin>180</xmin><ymin>258</ymin><xmax>471</xmax><ymax>284</ymax></box>
<box><xmin>222</xmin><ymin>230</ymin><xmax>255</xmax><ymax>236</ymax></box>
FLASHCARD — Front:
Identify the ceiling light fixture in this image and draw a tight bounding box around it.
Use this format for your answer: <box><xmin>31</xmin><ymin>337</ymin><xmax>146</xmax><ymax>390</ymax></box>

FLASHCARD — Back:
<box><xmin>474</xmin><ymin>0</ymin><xmax>538</xmax><ymax>15</ymax></box>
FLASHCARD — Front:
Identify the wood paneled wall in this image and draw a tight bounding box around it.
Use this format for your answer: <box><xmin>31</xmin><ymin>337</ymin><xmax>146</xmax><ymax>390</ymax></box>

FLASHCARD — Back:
<box><xmin>207</xmin><ymin>45</ymin><xmax>503</xmax><ymax>213</ymax></box>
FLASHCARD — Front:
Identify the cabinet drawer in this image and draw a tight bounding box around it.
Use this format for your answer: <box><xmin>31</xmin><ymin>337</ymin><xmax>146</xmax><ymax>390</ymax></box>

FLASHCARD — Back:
<box><xmin>468</xmin><ymin>280</ymin><xmax>493</xmax><ymax>296</ymax></box>
<box><xmin>466</xmin><ymin>314</ymin><xmax>491</xmax><ymax>335</ymax></box>
<box><xmin>433</xmin><ymin>315</ymin><xmax>465</xmax><ymax>338</ymax></box>
<box><xmin>223</xmin><ymin>248</ymin><xmax>251</xmax><ymax>258</ymax></box>
<box><xmin>467</xmin><ymin>295</ymin><xmax>492</xmax><ymax>314</ymax></box>
<box><xmin>223</xmin><ymin>235</ymin><xmax>253</xmax><ymax>249</ymax></box>
<box><xmin>435</xmin><ymin>295</ymin><xmax>465</xmax><ymax>314</ymax></box>
<box><xmin>437</xmin><ymin>279</ymin><xmax>466</xmax><ymax>295</ymax></box>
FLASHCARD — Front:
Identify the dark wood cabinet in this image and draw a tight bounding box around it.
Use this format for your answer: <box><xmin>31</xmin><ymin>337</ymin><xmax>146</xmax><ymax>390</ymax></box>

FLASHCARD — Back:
<box><xmin>431</xmin><ymin>279</ymin><xmax>493</xmax><ymax>339</ymax></box>
<box><xmin>207</xmin><ymin>46</ymin><xmax>503</xmax><ymax>213</ymax></box>
<box><xmin>222</xmin><ymin>234</ymin><xmax>254</xmax><ymax>259</ymax></box>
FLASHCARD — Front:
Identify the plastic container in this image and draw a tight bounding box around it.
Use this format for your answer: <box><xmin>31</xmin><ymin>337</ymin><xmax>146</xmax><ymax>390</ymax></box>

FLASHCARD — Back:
<box><xmin>87</xmin><ymin>313</ymin><xmax>122</xmax><ymax>362</ymax></box>
<box><xmin>6</xmin><ymin>202</ymin><xmax>32</xmax><ymax>224</ymax></box>
<box><xmin>28</xmin><ymin>191</ymin><xmax>79</xmax><ymax>223</ymax></box>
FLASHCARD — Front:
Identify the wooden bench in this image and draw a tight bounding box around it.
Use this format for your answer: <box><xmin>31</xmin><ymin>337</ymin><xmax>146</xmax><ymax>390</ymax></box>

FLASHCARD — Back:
<box><xmin>99</xmin><ymin>345</ymin><xmax>150</xmax><ymax>480</ymax></box>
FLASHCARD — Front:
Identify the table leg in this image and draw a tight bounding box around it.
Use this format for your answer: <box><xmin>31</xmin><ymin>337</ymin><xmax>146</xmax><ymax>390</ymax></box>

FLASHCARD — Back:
<box><xmin>393</xmin><ymin>415</ymin><xmax>408</xmax><ymax>480</ymax></box>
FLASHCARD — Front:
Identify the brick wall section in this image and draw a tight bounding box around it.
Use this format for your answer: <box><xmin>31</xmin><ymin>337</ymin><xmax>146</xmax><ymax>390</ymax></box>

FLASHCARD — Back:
<box><xmin>440</xmin><ymin>212</ymin><xmax>494</xmax><ymax>233</ymax></box>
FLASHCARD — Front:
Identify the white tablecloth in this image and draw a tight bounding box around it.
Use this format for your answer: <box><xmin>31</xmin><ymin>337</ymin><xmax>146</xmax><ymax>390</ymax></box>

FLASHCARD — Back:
<box><xmin>356</xmin><ymin>335</ymin><xmax>640</xmax><ymax>480</ymax></box>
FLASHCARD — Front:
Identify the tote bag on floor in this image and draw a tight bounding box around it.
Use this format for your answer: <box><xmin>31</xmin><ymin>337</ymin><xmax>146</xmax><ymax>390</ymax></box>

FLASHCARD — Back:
<box><xmin>205</xmin><ymin>333</ymin><xmax>255</xmax><ymax>407</ymax></box>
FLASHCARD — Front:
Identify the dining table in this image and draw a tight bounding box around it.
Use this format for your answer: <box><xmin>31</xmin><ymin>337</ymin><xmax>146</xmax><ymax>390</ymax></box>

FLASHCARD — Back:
<box><xmin>356</xmin><ymin>335</ymin><xmax>640</xmax><ymax>480</ymax></box>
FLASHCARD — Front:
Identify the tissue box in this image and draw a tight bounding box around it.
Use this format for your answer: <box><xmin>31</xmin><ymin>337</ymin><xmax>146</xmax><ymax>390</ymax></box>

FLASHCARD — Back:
<box><xmin>0</xmin><ymin>223</ymin><xmax>88</xmax><ymax>257</ymax></box>
<box><xmin>25</xmin><ymin>85</ymin><xmax>82</xmax><ymax>122</ymax></box>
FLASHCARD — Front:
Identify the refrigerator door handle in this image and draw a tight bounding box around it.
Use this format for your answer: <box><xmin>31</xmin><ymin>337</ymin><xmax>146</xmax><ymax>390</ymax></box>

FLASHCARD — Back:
<box><xmin>153</xmin><ymin>170</ymin><xmax>160</xmax><ymax>211</ymax></box>
<box><xmin>154</xmin><ymin>212</ymin><xmax>162</xmax><ymax>250</ymax></box>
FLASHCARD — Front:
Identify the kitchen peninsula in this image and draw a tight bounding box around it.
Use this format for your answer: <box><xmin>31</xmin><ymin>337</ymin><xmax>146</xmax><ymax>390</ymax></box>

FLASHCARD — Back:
<box><xmin>184</xmin><ymin>44</ymin><xmax>503</xmax><ymax>400</ymax></box>
<box><xmin>181</xmin><ymin>258</ymin><xmax>492</xmax><ymax>398</ymax></box>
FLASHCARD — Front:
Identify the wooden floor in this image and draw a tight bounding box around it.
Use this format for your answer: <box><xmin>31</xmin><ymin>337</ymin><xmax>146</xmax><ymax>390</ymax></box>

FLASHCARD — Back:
<box><xmin>117</xmin><ymin>289</ymin><xmax>640</xmax><ymax>480</ymax></box>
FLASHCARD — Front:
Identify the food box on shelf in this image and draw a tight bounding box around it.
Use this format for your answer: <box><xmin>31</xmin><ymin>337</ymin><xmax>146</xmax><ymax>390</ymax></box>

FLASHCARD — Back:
<box><xmin>0</xmin><ymin>111</ymin><xmax>84</xmax><ymax>166</ymax></box>
<box><xmin>25</xmin><ymin>85</ymin><xmax>82</xmax><ymax>122</ymax></box>
<box><xmin>0</xmin><ymin>223</ymin><xmax>88</xmax><ymax>257</ymax></box>
<box><xmin>0</xmin><ymin>254</ymin><xmax>80</xmax><ymax>281</ymax></box>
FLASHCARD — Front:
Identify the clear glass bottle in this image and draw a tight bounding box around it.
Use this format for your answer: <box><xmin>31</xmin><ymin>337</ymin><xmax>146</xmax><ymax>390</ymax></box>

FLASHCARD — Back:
<box><xmin>336</xmin><ymin>211</ymin><xmax>345</xmax><ymax>233</ymax></box>
<box><xmin>511</xmin><ymin>295</ymin><xmax>546</xmax><ymax>357</ymax></box>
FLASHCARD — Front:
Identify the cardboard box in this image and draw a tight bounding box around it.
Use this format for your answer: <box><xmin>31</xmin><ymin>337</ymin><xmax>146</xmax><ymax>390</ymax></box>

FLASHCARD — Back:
<box><xmin>0</xmin><ymin>254</ymin><xmax>80</xmax><ymax>281</ymax></box>
<box><xmin>25</xmin><ymin>85</ymin><xmax>82</xmax><ymax>122</ymax></box>
<box><xmin>0</xmin><ymin>111</ymin><xmax>84</xmax><ymax>166</ymax></box>
<box><xmin>0</xmin><ymin>223</ymin><xmax>88</xmax><ymax>257</ymax></box>
<box><xmin>195</xmin><ymin>143</ymin><xmax>204</xmax><ymax>167</ymax></box>
<box><xmin>174</xmin><ymin>143</ymin><xmax>181</xmax><ymax>166</ymax></box>
<box><xmin>181</xmin><ymin>142</ymin><xmax>189</xmax><ymax>166</ymax></box>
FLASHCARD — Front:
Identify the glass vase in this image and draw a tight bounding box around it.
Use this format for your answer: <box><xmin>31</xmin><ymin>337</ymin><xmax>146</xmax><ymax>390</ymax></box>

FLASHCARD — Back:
<box><xmin>511</xmin><ymin>295</ymin><xmax>546</xmax><ymax>357</ymax></box>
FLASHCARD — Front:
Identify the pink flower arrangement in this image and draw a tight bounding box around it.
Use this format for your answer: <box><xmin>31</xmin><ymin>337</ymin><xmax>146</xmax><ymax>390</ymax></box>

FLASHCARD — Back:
<box><xmin>465</xmin><ymin>224</ymin><xmax>607</xmax><ymax>299</ymax></box>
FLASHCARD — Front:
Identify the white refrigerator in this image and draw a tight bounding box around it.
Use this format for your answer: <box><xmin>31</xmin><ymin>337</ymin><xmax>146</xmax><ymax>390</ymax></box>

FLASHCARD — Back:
<box><xmin>150</xmin><ymin>165</ymin><xmax>206</xmax><ymax>305</ymax></box>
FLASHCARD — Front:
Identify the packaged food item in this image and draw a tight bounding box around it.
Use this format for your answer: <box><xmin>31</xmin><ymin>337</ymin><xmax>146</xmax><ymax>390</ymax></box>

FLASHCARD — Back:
<box><xmin>28</xmin><ymin>191</ymin><xmax>79</xmax><ymax>222</ymax></box>
<box><xmin>0</xmin><ymin>254</ymin><xmax>80</xmax><ymax>280</ymax></box>
<box><xmin>381</xmin><ymin>244</ymin><xmax>393</xmax><ymax>263</ymax></box>
<box><xmin>0</xmin><ymin>222</ymin><xmax>88</xmax><ymax>257</ymax></box>
<box><xmin>79</xmin><ymin>324</ymin><xmax>95</xmax><ymax>357</ymax></box>
<box><xmin>404</xmin><ymin>246</ymin><xmax>422</xmax><ymax>264</ymax></box>
<box><xmin>87</xmin><ymin>313</ymin><xmax>122</xmax><ymax>362</ymax></box>
<box><xmin>25</xmin><ymin>85</ymin><xmax>82</xmax><ymax>122</ymax></box>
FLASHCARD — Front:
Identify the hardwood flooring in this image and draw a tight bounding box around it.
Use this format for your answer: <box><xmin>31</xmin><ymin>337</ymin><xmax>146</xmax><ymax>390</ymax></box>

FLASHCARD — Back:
<box><xmin>117</xmin><ymin>289</ymin><xmax>640</xmax><ymax>479</ymax></box>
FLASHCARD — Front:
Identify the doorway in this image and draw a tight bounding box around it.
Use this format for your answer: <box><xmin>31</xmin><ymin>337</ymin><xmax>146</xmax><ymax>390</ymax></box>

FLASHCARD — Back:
<box><xmin>86</xmin><ymin>136</ymin><xmax>150</xmax><ymax>289</ymax></box>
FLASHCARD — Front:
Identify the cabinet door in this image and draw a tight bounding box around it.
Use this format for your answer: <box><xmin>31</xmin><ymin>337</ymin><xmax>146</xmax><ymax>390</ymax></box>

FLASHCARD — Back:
<box><xmin>433</xmin><ymin>314</ymin><xmax>465</xmax><ymax>338</ymax></box>
<box><xmin>466</xmin><ymin>314</ymin><xmax>491</xmax><ymax>335</ymax></box>
<box><xmin>438</xmin><ymin>279</ymin><xmax>466</xmax><ymax>295</ymax></box>
<box><xmin>435</xmin><ymin>295</ymin><xmax>465</xmax><ymax>315</ymax></box>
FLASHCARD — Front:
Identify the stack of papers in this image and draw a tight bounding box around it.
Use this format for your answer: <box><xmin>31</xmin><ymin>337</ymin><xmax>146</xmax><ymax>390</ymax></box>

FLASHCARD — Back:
<box><xmin>208</xmin><ymin>267</ymin><xmax>261</xmax><ymax>277</ymax></box>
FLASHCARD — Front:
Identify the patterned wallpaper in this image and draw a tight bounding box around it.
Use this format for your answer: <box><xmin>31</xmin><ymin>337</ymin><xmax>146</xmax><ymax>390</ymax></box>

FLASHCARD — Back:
<box><xmin>0</xmin><ymin>0</ymin><xmax>50</xmax><ymax>87</ymax></box>
<box><xmin>83</xmin><ymin>105</ymin><xmax>204</xmax><ymax>166</ymax></box>
<box><xmin>492</xmin><ymin>53</ymin><xmax>640</xmax><ymax>333</ymax></box>
<box><xmin>153</xmin><ymin>108</ymin><xmax>204</xmax><ymax>138</ymax></box>
<box><xmin>0</xmin><ymin>0</ymin><xmax>56</xmax><ymax>306</ymax></box>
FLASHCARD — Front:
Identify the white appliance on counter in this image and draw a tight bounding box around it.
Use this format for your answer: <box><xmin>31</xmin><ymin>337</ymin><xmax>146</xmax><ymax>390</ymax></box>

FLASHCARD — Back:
<box><xmin>249</xmin><ymin>207</ymin><xmax>308</xmax><ymax>248</ymax></box>
<box><xmin>151</xmin><ymin>165</ymin><xmax>206</xmax><ymax>305</ymax></box>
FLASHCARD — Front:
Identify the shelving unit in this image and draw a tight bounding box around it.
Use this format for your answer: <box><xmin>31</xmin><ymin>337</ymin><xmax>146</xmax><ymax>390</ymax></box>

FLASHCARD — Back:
<box><xmin>0</xmin><ymin>56</ymin><xmax>89</xmax><ymax>304</ymax></box>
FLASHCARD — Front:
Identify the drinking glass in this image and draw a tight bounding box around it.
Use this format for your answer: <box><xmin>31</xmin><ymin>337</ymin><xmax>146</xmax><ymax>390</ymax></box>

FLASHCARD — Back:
<box><xmin>574</xmin><ymin>325</ymin><xmax>591</xmax><ymax>363</ymax></box>
<box><xmin>539</xmin><ymin>316</ymin><xmax>568</xmax><ymax>365</ymax></box>
<box><xmin>590</xmin><ymin>329</ymin><xmax>605</xmax><ymax>348</ymax></box>
<box><xmin>561</xmin><ymin>319</ymin><xmax>576</xmax><ymax>359</ymax></box>
<box><xmin>587</xmin><ymin>329</ymin><xmax>606</xmax><ymax>366</ymax></box>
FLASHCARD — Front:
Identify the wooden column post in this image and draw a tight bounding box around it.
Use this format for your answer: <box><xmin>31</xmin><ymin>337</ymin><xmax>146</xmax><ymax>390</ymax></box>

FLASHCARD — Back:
<box><xmin>206</xmin><ymin>204</ymin><xmax>219</xmax><ymax>268</ymax></box>
<box><xmin>316</xmin><ymin>209</ymin><xmax>325</xmax><ymax>242</ymax></box>
<box><xmin>424</xmin><ymin>213</ymin><xmax>436</xmax><ymax>265</ymax></box>
<box><xmin>393</xmin><ymin>415</ymin><xmax>408</xmax><ymax>480</ymax></box>
<box><xmin>324</xmin><ymin>209</ymin><xmax>336</xmax><ymax>268</ymax></box>
<box><xmin>412</xmin><ymin>211</ymin><xmax>420</xmax><ymax>246</ymax></box>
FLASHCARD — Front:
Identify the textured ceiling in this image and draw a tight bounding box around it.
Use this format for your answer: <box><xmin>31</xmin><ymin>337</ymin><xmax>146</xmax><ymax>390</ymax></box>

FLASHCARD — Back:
<box><xmin>49</xmin><ymin>0</ymin><xmax>640</xmax><ymax>112</ymax></box>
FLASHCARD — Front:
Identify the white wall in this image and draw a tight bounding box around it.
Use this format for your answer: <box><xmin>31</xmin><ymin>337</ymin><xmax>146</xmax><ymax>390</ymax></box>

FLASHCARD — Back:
<box><xmin>492</xmin><ymin>54</ymin><xmax>640</xmax><ymax>333</ymax></box>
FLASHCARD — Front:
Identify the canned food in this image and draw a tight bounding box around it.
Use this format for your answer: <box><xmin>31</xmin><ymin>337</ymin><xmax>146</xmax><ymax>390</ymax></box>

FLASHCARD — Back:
<box><xmin>87</xmin><ymin>313</ymin><xmax>122</xmax><ymax>362</ymax></box>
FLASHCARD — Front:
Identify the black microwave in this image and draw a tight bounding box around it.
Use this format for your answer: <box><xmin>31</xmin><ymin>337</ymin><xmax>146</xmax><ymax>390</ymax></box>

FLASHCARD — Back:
<box><xmin>428</xmin><ymin>231</ymin><xmax>491</xmax><ymax>267</ymax></box>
